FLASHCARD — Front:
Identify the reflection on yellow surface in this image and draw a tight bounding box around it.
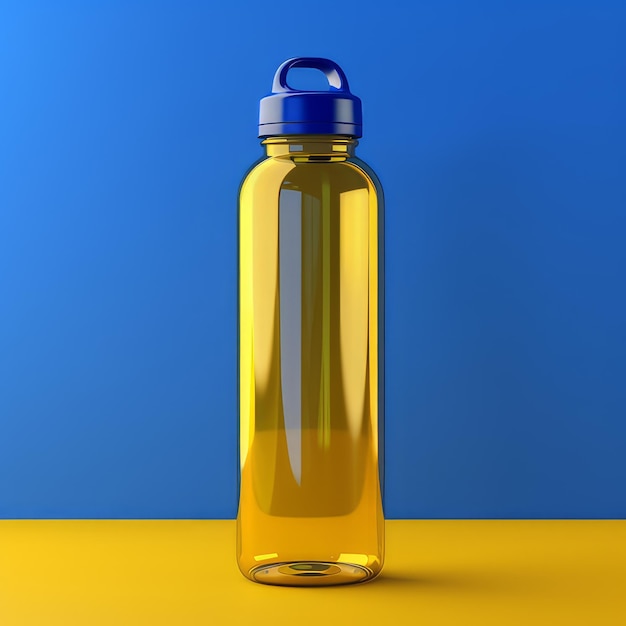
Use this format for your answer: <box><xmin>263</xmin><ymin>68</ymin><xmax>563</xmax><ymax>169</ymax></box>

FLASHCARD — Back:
<box><xmin>1</xmin><ymin>520</ymin><xmax>624</xmax><ymax>625</ymax></box>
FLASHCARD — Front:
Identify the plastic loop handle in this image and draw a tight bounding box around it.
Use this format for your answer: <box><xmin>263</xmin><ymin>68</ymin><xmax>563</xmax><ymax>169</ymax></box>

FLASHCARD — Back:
<box><xmin>272</xmin><ymin>57</ymin><xmax>351</xmax><ymax>94</ymax></box>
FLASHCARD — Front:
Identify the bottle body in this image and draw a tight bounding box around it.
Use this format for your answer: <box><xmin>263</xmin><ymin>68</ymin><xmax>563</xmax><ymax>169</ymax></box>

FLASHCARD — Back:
<box><xmin>237</xmin><ymin>136</ymin><xmax>384</xmax><ymax>586</ymax></box>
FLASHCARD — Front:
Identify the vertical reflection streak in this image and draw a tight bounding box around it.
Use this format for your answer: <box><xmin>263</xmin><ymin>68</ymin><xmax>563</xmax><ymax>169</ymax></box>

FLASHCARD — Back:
<box><xmin>279</xmin><ymin>189</ymin><xmax>303</xmax><ymax>484</ymax></box>
<box><xmin>318</xmin><ymin>172</ymin><xmax>332</xmax><ymax>449</ymax></box>
<box><xmin>339</xmin><ymin>189</ymin><xmax>369</xmax><ymax>439</ymax></box>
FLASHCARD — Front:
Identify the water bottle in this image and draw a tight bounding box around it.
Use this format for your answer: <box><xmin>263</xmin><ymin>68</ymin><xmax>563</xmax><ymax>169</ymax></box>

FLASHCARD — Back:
<box><xmin>237</xmin><ymin>57</ymin><xmax>384</xmax><ymax>586</ymax></box>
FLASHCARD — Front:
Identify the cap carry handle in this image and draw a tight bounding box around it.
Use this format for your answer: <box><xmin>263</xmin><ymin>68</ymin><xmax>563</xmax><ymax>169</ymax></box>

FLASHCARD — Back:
<box><xmin>272</xmin><ymin>57</ymin><xmax>351</xmax><ymax>94</ymax></box>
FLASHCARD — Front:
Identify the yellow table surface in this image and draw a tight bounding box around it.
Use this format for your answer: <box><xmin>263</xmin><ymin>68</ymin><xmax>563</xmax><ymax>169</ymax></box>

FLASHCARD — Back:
<box><xmin>1</xmin><ymin>520</ymin><xmax>625</xmax><ymax>625</ymax></box>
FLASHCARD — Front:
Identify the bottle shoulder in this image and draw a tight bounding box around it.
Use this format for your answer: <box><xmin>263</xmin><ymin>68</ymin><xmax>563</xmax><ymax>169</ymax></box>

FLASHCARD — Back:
<box><xmin>239</xmin><ymin>154</ymin><xmax>383</xmax><ymax>211</ymax></box>
<box><xmin>346</xmin><ymin>156</ymin><xmax>385</xmax><ymax>203</ymax></box>
<box><xmin>239</xmin><ymin>156</ymin><xmax>297</xmax><ymax>200</ymax></box>
<box><xmin>239</xmin><ymin>155</ymin><xmax>273</xmax><ymax>190</ymax></box>
<box><xmin>242</xmin><ymin>155</ymin><xmax>380</xmax><ymax>186</ymax></box>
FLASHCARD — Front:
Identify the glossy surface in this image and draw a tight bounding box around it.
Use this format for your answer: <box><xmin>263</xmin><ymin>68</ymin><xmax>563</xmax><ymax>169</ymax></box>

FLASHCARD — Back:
<box><xmin>258</xmin><ymin>58</ymin><xmax>363</xmax><ymax>137</ymax></box>
<box><xmin>237</xmin><ymin>137</ymin><xmax>384</xmax><ymax>585</ymax></box>
<box><xmin>1</xmin><ymin>520</ymin><xmax>624</xmax><ymax>625</ymax></box>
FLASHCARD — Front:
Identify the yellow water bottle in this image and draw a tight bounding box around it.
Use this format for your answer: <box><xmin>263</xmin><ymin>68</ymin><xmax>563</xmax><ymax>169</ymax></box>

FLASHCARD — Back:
<box><xmin>237</xmin><ymin>57</ymin><xmax>384</xmax><ymax>586</ymax></box>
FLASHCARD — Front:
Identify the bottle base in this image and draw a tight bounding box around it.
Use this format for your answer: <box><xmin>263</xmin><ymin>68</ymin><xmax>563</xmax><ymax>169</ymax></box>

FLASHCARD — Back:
<box><xmin>250</xmin><ymin>561</ymin><xmax>374</xmax><ymax>587</ymax></box>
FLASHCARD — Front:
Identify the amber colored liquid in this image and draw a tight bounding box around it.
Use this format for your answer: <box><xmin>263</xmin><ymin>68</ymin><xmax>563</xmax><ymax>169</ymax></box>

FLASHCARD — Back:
<box><xmin>237</xmin><ymin>137</ymin><xmax>384</xmax><ymax>586</ymax></box>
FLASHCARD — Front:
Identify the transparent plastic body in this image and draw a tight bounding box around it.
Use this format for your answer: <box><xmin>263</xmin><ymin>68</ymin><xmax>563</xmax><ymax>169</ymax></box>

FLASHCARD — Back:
<box><xmin>237</xmin><ymin>136</ymin><xmax>384</xmax><ymax>586</ymax></box>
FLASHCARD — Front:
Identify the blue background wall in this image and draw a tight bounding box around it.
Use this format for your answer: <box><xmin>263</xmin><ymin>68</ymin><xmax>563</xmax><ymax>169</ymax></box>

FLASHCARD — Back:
<box><xmin>1</xmin><ymin>1</ymin><xmax>625</xmax><ymax>519</ymax></box>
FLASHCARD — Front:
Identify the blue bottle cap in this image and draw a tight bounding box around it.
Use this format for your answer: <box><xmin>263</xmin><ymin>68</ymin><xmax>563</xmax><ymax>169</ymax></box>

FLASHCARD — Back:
<box><xmin>259</xmin><ymin>57</ymin><xmax>362</xmax><ymax>138</ymax></box>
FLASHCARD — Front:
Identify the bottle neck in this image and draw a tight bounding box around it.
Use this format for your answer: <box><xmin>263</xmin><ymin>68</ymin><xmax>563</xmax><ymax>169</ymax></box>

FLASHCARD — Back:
<box><xmin>262</xmin><ymin>135</ymin><xmax>357</xmax><ymax>161</ymax></box>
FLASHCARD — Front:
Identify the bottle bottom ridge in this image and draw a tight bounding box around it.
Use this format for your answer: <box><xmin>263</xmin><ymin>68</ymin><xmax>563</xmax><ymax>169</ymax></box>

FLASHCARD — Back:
<box><xmin>250</xmin><ymin>560</ymin><xmax>375</xmax><ymax>587</ymax></box>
